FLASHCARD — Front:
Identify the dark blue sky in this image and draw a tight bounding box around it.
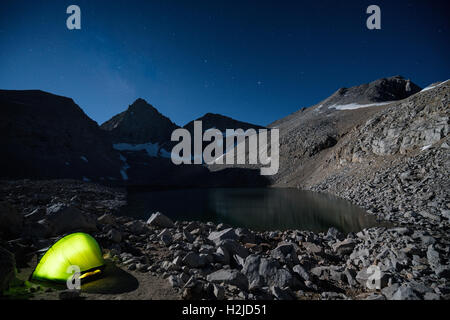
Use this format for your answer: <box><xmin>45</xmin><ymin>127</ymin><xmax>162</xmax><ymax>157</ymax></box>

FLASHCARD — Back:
<box><xmin>0</xmin><ymin>0</ymin><xmax>448</xmax><ymax>127</ymax></box>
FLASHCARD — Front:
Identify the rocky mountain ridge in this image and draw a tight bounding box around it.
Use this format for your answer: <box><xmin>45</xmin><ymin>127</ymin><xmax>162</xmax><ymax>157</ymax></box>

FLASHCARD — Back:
<box><xmin>100</xmin><ymin>98</ymin><xmax>179</xmax><ymax>145</ymax></box>
<box><xmin>0</xmin><ymin>90</ymin><xmax>122</xmax><ymax>181</ymax></box>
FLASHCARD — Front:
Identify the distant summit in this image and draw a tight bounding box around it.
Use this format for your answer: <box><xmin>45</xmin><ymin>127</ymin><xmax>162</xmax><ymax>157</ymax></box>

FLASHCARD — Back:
<box><xmin>100</xmin><ymin>98</ymin><xmax>179</xmax><ymax>144</ymax></box>
<box><xmin>184</xmin><ymin>113</ymin><xmax>265</xmax><ymax>133</ymax></box>
<box><xmin>316</xmin><ymin>76</ymin><xmax>421</xmax><ymax>110</ymax></box>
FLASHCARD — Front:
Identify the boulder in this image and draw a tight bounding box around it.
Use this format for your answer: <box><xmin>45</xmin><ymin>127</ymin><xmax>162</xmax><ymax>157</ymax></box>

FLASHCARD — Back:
<box><xmin>0</xmin><ymin>247</ymin><xmax>16</xmax><ymax>295</ymax></box>
<box><xmin>235</xmin><ymin>228</ymin><xmax>256</xmax><ymax>244</ymax></box>
<box><xmin>107</xmin><ymin>229</ymin><xmax>122</xmax><ymax>243</ymax></box>
<box><xmin>0</xmin><ymin>202</ymin><xmax>23</xmax><ymax>239</ymax></box>
<box><xmin>391</xmin><ymin>285</ymin><xmax>420</xmax><ymax>300</ymax></box>
<box><xmin>24</xmin><ymin>207</ymin><xmax>46</xmax><ymax>222</ymax></box>
<box><xmin>271</xmin><ymin>242</ymin><xmax>300</xmax><ymax>266</ymax></box>
<box><xmin>206</xmin><ymin>269</ymin><xmax>248</xmax><ymax>291</ymax></box>
<box><xmin>213</xmin><ymin>284</ymin><xmax>225</xmax><ymax>300</ymax></box>
<box><xmin>45</xmin><ymin>203</ymin><xmax>97</xmax><ymax>236</ymax></box>
<box><xmin>292</xmin><ymin>264</ymin><xmax>311</xmax><ymax>282</ymax></box>
<box><xmin>332</xmin><ymin>239</ymin><xmax>357</xmax><ymax>256</ymax></box>
<box><xmin>146</xmin><ymin>212</ymin><xmax>174</xmax><ymax>228</ymax></box>
<box><xmin>208</xmin><ymin>228</ymin><xmax>238</xmax><ymax>244</ymax></box>
<box><xmin>270</xmin><ymin>286</ymin><xmax>295</xmax><ymax>300</ymax></box>
<box><xmin>125</xmin><ymin>220</ymin><xmax>146</xmax><ymax>234</ymax></box>
<box><xmin>242</xmin><ymin>255</ymin><xmax>261</xmax><ymax>285</ymax></box>
<box><xmin>97</xmin><ymin>214</ymin><xmax>115</xmax><ymax>225</ymax></box>
<box><xmin>182</xmin><ymin>252</ymin><xmax>207</xmax><ymax>268</ymax></box>
<box><xmin>217</xmin><ymin>239</ymin><xmax>249</xmax><ymax>260</ymax></box>
<box><xmin>326</xmin><ymin>227</ymin><xmax>344</xmax><ymax>240</ymax></box>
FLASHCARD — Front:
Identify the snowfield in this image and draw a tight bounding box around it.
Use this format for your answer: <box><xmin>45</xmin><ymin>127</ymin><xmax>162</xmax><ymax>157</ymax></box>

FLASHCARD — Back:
<box><xmin>328</xmin><ymin>101</ymin><xmax>392</xmax><ymax>110</ymax></box>
<box><xmin>420</xmin><ymin>79</ymin><xmax>450</xmax><ymax>92</ymax></box>
<box><xmin>113</xmin><ymin>142</ymin><xmax>171</xmax><ymax>158</ymax></box>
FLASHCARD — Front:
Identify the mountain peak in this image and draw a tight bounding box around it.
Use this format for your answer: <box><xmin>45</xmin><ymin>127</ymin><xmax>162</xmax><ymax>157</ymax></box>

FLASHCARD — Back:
<box><xmin>100</xmin><ymin>99</ymin><xmax>178</xmax><ymax>144</ymax></box>
<box><xmin>320</xmin><ymin>76</ymin><xmax>421</xmax><ymax>109</ymax></box>
<box><xmin>127</xmin><ymin>98</ymin><xmax>158</xmax><ymax>113</ymax></box>
<box><xmin>184</xmin><ymin>113</ymin><xmax>265</xmax><ymax>132</ymax></box>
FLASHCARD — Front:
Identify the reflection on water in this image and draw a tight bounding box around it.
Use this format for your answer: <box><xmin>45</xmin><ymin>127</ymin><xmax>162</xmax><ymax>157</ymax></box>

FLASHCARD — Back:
<box><xmin>121</xmin><ymin>188</ymin><xmax>383</xmax><ymax>233</ymax></box>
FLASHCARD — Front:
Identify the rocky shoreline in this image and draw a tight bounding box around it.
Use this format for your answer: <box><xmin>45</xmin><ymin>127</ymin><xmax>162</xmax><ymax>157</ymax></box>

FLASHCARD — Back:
<box><xmin>1</xmin><ymin>179</ymin><xmax>448</xmax><ymax>300</ymax></box>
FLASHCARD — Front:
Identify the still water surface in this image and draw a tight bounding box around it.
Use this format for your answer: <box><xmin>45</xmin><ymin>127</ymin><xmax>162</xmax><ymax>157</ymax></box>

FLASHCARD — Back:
<box><xmin>121</xmin><ymin>188</ymin><xmax>383</xmax><ymax>233</ymax></box>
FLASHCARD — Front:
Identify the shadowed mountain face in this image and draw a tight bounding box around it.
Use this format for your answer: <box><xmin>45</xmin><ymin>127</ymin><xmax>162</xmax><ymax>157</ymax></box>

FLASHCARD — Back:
<box><xmin>0</xmin><ymin>90</ymin><xmax>122</xmax><ymax>181</ymax></box>
<box><xmin>104</xmin><ymin>109</ymin><xmax>268</xmax><ymax>186</ymax></box>
<box><xmin>183</xmin><ymin>113</ymin><xmax>265</xmax><ymax>133</ymax></box>
<box><xmin>100</xmin><ymin>98</ymin><xmax>179</xmax><ymax>145</ymax></box>
<box><xmin>0</xmin><ymin>75</ymin><xmax>439</xmax><ymax>189</ymax></box>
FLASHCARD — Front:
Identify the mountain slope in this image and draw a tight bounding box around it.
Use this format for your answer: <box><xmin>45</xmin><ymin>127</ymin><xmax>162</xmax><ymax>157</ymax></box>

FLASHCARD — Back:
<box><xmin>266</xmin><ymin>76</ymin><xmax>422</xmax><ymax>186</ymax></box>
<box><xmin>183</xmin><ymin>113</ymin><xmax>265</xmax><ymax>133</ymax></box>
<box><xmin>0</xmin><ymin>90</ymin><xmax>122</xmax><ymax>181</ymax></box>
<box><xmin>308</xmin><ymin>80</ymin><xmax>449</xmax><ymax>227</ymax></box>
<box><xmin>101</xmin><ymin>98</ymin><xmax>179</xmax><ymax>145</ymax></box>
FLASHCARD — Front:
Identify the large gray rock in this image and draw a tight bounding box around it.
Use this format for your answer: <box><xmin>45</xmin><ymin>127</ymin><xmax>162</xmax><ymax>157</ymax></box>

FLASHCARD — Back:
<box><xmin>235</xmin><ymin>228</ymin><xmax>256</xmax><ymax>244</ymax></box>
<box><xmin>242</xmin><ymin>255</ymin><xmax>261</xmax><ymax>285</ymax></box>
<box><xmin>206</xmin><ymin>269</ymin><xmax>249</xmax><ymax>291</ymax></box>
<box><xmin>107</xmin><ymin>229</ymin><xmax>122</xmax><ymax>243</ymax></box>
<box><xmin>214</xmin><ymin>246</ymin><xmax>231</xmax><ymax>265</ymax></box>
<box><xmin>217</xmin><ymin>239</ymin><xmax>249</xmax><ymax>260</ymax></box>
<box><xmin>271</xmin><ymin>242</ymin><xmax>300</xmax><ymax>266</ymax></box>
<box><xmin>426</xmin><ymin>245</ymin><xmax>450</xmax><ymax>277</ymax></box>
<box><xmin>270</xmin><ymin>286</ymin><xmax>295</xmax><ymax>300</ymax></box>
<box><xmin>208</xmin><ymin>228</ymin><xmax>238</xmax><ymax>244</ymax></box>
<box><xmin>0</xmin><ymin>247</ymin><xmax>16</xmax><ymax>295</ymax></box>
<box><xmin>258</xmin><ymin>258</ymin><xmax>280</xmax><ymax>286</ymax></box>
<box><xmin>125</xmin><ymin>220</ymin><xmax>146</xmax><ymax>234</ymax></box>
<box><xmin>241</xmin><ymin>255</ymin><xmax>293</xmax><ymax>288</ymax></box>
<box><xmin>45</xmin><ymin>203</ymin><xmax>97</xmax><ymax>236</ymax></box>
<box><xmin>0</xmin><ymin>202</ymin><xmax>23</xmax><ymax>239</ymax></box>
<box><xmin>293</xmin><ymin>264</ymin><xmax>311</xmax><ymax>282</ymax></box>
<box><xmin>97</xmin><ymin>213</ymin><xmax>115</xmax><ymax>225</ymax></box>
<box><xmin>146</xmin><ymin>212</ymin><xmax>174</xmax><ymax>228</ymax></box>
<box><xmin>272</xmin><ymin>268</ymin><xmax>296</xmax><ymax>288</ymax></box>
<box><xmin>391</xmin><ymin>285</ymin><xmax>420</xmax><ymax>300</ymax></box>
<box><xmin>182</xmin><ymin>252</ymin><xmax>207</xmax><ymax>268</ymax></box>
<box><xmin>426</xmin><ymin>245</ymin><xmax>441</xmax><ymax>270</ymax></box>
<box><xmin>332</xmin><ymin>239</ymin><xmax>357</xmax><ymax>256</ymax></box>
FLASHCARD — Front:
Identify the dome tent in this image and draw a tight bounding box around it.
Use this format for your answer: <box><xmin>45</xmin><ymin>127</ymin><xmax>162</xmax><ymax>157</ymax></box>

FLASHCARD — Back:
<box><xmin>31</xmin><ymin>232</ymin><xmax>105</xmax><ymax>283</ymax></box>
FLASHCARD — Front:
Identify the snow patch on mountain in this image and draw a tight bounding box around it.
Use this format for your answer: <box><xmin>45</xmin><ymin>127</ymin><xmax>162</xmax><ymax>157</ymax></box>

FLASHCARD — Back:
<box><xmin>119</xmin><ymin>153</ymin><xmax>130</xmax><ymax>180</ymax></box>
<box><xmin>113</xmin><ymin>142</ymin><xmax>171</xmax><ymax>158</ymax></box>
<box><xmin>328</xmin><ymin>101</ymin><xmax>392</xmax><ymax>111</ymax></box>
<box><xmin>420</xmin><ymin>79</ymin><xmax>450</xmax><ymax>92</ymax></box>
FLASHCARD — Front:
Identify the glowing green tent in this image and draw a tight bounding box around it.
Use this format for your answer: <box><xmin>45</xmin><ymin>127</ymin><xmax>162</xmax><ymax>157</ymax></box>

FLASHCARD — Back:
<box><xmin>31</xmin><ymin>232</ymin><xmax>105</xmax><ymax>283</ymax></box>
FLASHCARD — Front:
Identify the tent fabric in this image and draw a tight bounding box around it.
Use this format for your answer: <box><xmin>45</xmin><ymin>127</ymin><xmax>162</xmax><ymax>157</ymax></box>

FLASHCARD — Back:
<box><xmin>31</xmin><ymin>232</ymin><xmax>105</xmax><ymax>283</ymax></box>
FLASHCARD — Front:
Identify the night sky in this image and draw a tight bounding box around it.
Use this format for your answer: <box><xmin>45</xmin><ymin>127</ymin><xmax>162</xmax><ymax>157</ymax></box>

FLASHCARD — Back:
<box><xmin>0</xmin><ymin>0</ymin><xmax>448</xmax><ymax>127</ymax></box>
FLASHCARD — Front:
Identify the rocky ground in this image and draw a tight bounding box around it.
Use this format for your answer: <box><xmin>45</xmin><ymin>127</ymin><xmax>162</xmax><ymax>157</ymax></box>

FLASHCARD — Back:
<box><xmin>1</xmin><ymin>178</ymin><xmax>449</xmax><ymax>300</ymax></box>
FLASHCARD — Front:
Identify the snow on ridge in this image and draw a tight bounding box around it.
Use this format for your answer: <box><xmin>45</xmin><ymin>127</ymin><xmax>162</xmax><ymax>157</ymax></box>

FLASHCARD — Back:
<box><xmin>118</xmin><ymin>153</ymin><xmax>130</xmax><ymax>180</ymax></box>
<box><xmin>113</xmin><ymin>142</ymin><xmax>171</xmax><ymax>158</ymax></box>
<box><xmin>420</xmin><ymin>79</ymin><xmax>450</xmax><ymax>92</ymax></box>
<box><xmin>314</xmin><ymin>104</ymin><xmax>324</xmax><ymax>113</ymax></box>
<box><xmin>328</xmin><ymin>101</ymin><xmax>393</xmax><ymax>111</ymax></box>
